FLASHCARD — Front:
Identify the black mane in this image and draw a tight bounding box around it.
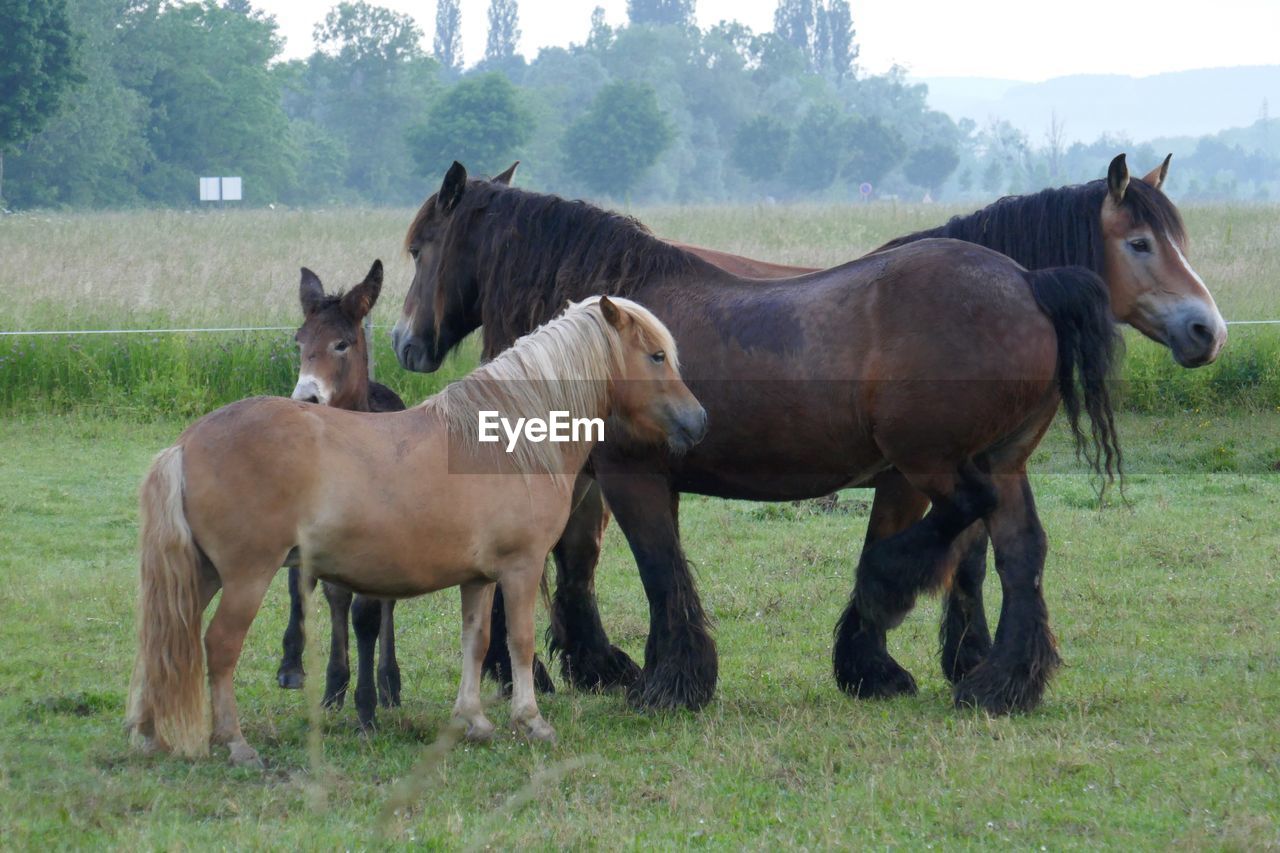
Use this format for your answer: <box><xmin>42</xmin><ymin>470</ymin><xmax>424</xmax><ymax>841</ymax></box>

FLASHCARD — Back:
<box><xmin>442</xmin><ymin>182</ymin><xmax>704</xmax><ymax>356</ymax></box>
<box><xmin>878</xmin><ymin>178</ymin><xmax>1188</xmax><ymax>272</ymax></box>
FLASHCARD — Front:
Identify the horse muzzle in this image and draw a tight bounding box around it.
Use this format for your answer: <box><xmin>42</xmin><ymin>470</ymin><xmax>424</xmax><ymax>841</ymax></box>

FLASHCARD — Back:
<box><xmin>392</xmin><ymin>325</ymin><xmax>443</xmax><ymax>373</ymax></box>
<box><xmin>1167</xmin><ymin>301</ymin><xmax>1228</xmax><ymax>368</ymax></box>
<box><xmin>666</xmin><ymin>404</ymin><xmax>709</xmax><ymax>454</ymax></box>
<box><xmin>291</xmin><ymin>374</ymin><xmax>329</xmax><ymax>406</ymax></box>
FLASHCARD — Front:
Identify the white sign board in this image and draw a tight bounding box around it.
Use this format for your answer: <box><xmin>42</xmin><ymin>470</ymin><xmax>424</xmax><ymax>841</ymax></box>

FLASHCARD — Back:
<box><xmin>199</xmin><ymin>177</ymin><xmax>221</xmax><ymax>201</ymax></box>
<box><xmin>198</xmin><ymin>176</ymin><xmax>243</xmax><ymax>202</ymax></box>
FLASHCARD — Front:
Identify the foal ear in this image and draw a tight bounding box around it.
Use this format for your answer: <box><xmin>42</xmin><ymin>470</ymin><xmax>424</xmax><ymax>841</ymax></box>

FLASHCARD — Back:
<box><xmin>1141</xmin><ymin>153</ymin><xmax>1172</xmax><ymax>191</ymax></box>
<box><xmin>299</xmin><ymin>267</ymin><xmax>326</xmax><ymax>317</ymax></box>
<box><xmin>492</xmin><ymin>161</ymin><xmax>519</xmax><ymax>185</ymax></box>
<box><xmin>341</xmin><ymin>260</ymin><xmax>383</xmax><ymax>320</ymax></box>
<box><xmin>439</xmin><ymin>161</ymin><xmax>467</xmax><ymax>213</ymax></box>
<box><xmin>599</xmin><ymin>296</ymin><xmax>628</xmax><ymax>330</ymax></box>
<box><xmin>1106</xmin><ymin>153</ymin><xmax>1130</xmax><ymax>205</ymax></box>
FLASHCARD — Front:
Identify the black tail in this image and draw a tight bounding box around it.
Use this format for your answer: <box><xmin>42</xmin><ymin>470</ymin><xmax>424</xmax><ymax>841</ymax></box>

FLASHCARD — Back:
<box><xmin>1026</xmin><ymin>267</ymin><xmax>1123</xmax><ymax>488</ymax></box>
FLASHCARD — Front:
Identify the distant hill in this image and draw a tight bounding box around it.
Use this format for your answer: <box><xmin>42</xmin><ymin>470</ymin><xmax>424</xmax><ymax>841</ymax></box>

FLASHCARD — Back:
<box><xmin>916</xmin><ymin>66</ymin><xmax>1280</xmax><ymax>144</ymax></box>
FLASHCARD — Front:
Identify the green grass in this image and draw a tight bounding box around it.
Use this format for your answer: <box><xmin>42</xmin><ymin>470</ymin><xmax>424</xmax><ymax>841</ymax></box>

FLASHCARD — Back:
<box><xmin>2</xmin><ymin>204</ymin><xmax>1279</xmax><ymax>415</ymax></box>
<box><xmin>1</xmin><ymin>413</ymin><xmax>1277</xmax><ymax>847</ymax></box>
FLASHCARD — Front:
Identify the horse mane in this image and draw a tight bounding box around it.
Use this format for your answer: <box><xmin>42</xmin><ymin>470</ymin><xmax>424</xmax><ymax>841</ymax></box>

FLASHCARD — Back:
<box><xmin>877</xmin><ymin>178</ymin><xmax>1188</xmax><ymax>272</ymax></box>
<box><xmin>425</xmin><ymin>181</ymin><xmax>704</xmax><ymax>357</ymax></box>
<box><xmin>426</xmin><ymin>296</ymin><xmax>677</xmax><ymax>474</ymax></box>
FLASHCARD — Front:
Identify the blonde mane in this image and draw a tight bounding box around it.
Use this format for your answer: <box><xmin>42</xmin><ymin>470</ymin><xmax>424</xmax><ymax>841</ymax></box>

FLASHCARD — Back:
<box><xmin>425</xmin><ymin>296</ymin><xmax>677</xmax><ymax>473</ymax></box>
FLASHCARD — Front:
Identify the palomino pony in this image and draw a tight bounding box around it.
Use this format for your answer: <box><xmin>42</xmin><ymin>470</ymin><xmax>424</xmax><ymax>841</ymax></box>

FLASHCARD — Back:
<box><xmin>393</xmin><ymin>162</ymin><xmax>1127</xmax><ymax>717</ymax></box>
<box><xmin>127</xmin><ymin>294</ymin><xmax>705</xmax><ymax>766</ymax></box>
<box><xmin>274</xmin><ymin>262</ymin><xmax>405</xmax><ymax>730</ymax></box>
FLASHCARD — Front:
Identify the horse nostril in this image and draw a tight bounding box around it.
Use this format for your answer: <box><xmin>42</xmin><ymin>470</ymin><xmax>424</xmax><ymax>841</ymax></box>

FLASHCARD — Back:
<box><xmin>1188</xmin><ymin>321</ymin><xmax>1214</xmax><ymax>347</ymax></box>
<box><xmin>303</xmin><ymin>396</ymin><xmax>319</xmax><ymax>405</ymax></box>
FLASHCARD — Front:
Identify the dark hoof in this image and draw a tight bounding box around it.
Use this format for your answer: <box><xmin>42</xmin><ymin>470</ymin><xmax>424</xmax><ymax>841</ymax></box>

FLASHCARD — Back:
<box><xmin>833</xmin><ymin>628</ymin><xmax>918</xmax><ymax>699</ymax></box>
<box><xmin>378</xmin><ymin>667</ymin><xmax>402</xmax><ymax>708</ymax></box>
<box><xmin>953</xmin><ymin>657</ymin><xmax>1056</xmax><ymax>715</ymax></box>
<box><xmin>277</xmin><ymin>669</ymin><xmax>304</xmax><ymax>690</ymax></box>
<box><xmin>322</xmin><ymin>685</ymin><xmax>347</xmax><ymax>710</ymax></box>
<box><xmin>941</xmin><ymin>632</ymin><xmax>992</xmax><ymax>685</ymax></box>
<box><xmin>625</xmin><ymin>650</ymin><xmax>717</xmax><ymax>712</ymax></box>
<box><xmin>836</xmin><ymin>656</ymin><xmax>918</xmax><ymax>699</ymax></box>
<box><xmin>562</xmin><ymin>644</ymin><xmax>642</xmax><ymax>693</ymax></box>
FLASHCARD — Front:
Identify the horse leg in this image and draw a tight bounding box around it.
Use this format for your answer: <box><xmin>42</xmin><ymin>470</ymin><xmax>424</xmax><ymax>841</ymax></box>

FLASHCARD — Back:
<box><xmin>483</xmin><ymin>588</ymin><xmax>556</xmax><ymax>695</ymax></box>
<box><xmin>277</xmin><ymin>566</ymin><xmax>309</xmax><ymax>689</ymax></box>
<box><xmin>350</xmin><ymin>594</ymin><xmax>381</xmax><ymax>729</ymax></box>
<box><xmin>548</xmin><ymin>475</ymin><xmax>638</xmax><ymax>691</ymax></box>
<box><xmin>597</xmin><ymin>470</ymin><xmax>716</xmax><ymax>711</ymax></box>
<box><xmin>453</xmin><ymin>581</ymin><xmax>497</xmax><ymax>742</ymax></box>
<box><xmin>502</xmin><ymin>564</ymin><xmax>556</xmax><ymax>742</ymax></box>
<box><xmin>940</xmin><ymin>527</ymin><xmax>994</xmax><ymax>684</ymax></box>
<box><xmin>206</xmin><ymin>574</ymin><xmax>274</xmax><ymax>768</ymax></box>
<box><xmin>833</xmin><ymin>470</ymin><xmax>930</xmax><ymax>698</ymax></box>
<box><xmin>321</xmin><ymin>582</ymin><xmax>352</xmax><ymax>709</ymax></box>
<box><xmin>486</xmin><ymin>475</ymin><xmax>610</xmax><ymax>694</ymax></box>
<box><xmin>834</xmin><ymin>464</ymin><xmax>996</xmax><ymax>699</ymax></box>
<box><xmin>376</xmin><ymin>599</ymin><xmax>400</xmax><ymax>708</ymax></box>
<box><xmin>953</xmin><ymin>473</ymin><xmax>1060</xmax><ymax>714</ymax></box>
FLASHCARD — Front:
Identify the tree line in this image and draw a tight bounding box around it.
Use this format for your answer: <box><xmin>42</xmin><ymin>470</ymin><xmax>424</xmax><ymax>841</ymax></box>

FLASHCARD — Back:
<box><xmin>3</xmin><ymin>0</ymin><xmax>1277</xmax><ymax>209</ymax></box>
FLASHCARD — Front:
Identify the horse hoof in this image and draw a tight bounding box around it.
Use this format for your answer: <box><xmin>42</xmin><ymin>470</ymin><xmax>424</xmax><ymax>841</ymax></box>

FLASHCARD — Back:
<box><xmin>843</xmin><ymin>663</ymin><xmax>918</xmax><ymax>700</ymax></box>
<box><xmin>563</xmin><ymin>645</ymin><xmax>642</xmax><ymax>693</ymax></box>
<box><xmin>514</xmin><ymin>717</ymin><xmax>556</xmax><ymax>744</ymax></box>
<box><xmin>463</xmin><ymin>718</ymin><xmax>496</xmax><ymax>744</ymax></box>
<box><xmin>228</xmin><ymin>743</ymin><xmax>264</xmax><ymax>769</ymax></box>
<box><xmin>626</xmin><ymin>670</ymin><xmax>715</xmax><ymax>712</ymax></box>
<box><xmin>277</xmin><ymin>670</ymin><xmax>304</xmax><ymax>690</ymax></box>
<box><xmin>953</xmin><ymin>664</ymin><xmax>1038</xmax><ymax>716</ymax></box>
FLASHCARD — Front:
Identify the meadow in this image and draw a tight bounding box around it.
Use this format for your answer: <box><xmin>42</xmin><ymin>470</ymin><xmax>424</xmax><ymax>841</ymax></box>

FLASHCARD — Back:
<box><xmin>2</xmin><ymin>202</ymin><xmax>1280</xmax><ymax>414</ymax></box>
<box><xmin>1</xmin><ymin>204</ymin><xmax>1278</xmax><ymax>847</ymax></box>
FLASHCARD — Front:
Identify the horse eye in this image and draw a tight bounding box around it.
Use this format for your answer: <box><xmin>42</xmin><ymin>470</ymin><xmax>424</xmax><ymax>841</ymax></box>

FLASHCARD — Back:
<box><xmin>650</xmin><ymin>351</ymin><xmax>666</xmax><ymax>364</ymax></box>
<box><xmin>334</xmin><ymin>340</ymin><xmax>350</xmax><ymax>353</ymax></box>
<box><xmin>410</xmin><ymin>247</ymin><xmax>421</xmax><ymax>261</ymax></box>
<box><xmin>1129</xmin><ymin>238</ymin><xmax>1151</xmax><ymax>254</ymax></box>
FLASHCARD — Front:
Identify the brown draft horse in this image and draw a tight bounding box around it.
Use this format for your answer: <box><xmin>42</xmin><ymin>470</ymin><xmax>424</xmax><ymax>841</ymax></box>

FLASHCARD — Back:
<box><xmin>274</xmin><ymin>262</ymin><xmax>405</xmax><ymax>730</ymax></box>
<box><xmin>393</xmin><ymin>158</ymin><xmax>1220</xmax><ymax>715</ymax></box>
<box><xmin>127</xmin><ymin>295</ymin><xmax>705</xmax><ymax>766</ymax></box>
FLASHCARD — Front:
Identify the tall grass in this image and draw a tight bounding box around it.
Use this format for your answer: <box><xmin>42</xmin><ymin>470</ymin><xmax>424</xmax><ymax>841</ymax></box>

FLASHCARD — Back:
<box><xmin>1</xmin><ymin>204</ymin><xmax>1276</xmax><ymax>417</ymax></box>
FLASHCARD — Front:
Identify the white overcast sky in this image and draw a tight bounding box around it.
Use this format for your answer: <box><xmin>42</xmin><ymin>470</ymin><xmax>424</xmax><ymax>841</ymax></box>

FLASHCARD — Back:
<box><xmin>254</xmin><ymin>0</ymin><xmax>1280</xmax><ymax>81</ymax></box>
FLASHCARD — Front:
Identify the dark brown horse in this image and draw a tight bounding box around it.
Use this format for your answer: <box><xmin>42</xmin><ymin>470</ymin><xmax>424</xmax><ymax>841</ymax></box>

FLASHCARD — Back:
<box><xmin>274</xmin><ymin>262</ymin><xmax>405</xmax><ymax>730</ymax></box>
<box><xmin>391</xmin><ymin>162</ymin><xmax>1143</xmax><ymax>716</ymax></box>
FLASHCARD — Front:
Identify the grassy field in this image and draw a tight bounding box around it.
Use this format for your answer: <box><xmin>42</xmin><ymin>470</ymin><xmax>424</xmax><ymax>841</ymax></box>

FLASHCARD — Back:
<box><xmin>1</xmin><ymin>204</ymin><xmax>1278</xmax><ymax>847</ymax></box>
<box><xmin>2</xmin><ymin>203</ymin><xmax>1279</xmax><ymax>414</ymax></box>
<box><xmin>1</xmin><ymin>413</ymin><xmax>1278</xmax><ymax>848</ymax></box>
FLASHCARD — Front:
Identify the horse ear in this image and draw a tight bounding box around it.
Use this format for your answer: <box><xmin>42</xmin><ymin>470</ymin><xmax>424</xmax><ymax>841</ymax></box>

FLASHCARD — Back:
<box><xmin>599</xmin><ymin>296</ymin><xmax>628</xmax><ymax>330</ymax></box>
<box><xmin>1107</xmin><ymin>153</ymin><xmax>1130</xmax><ymax>205</ymax></box>
<box><xmin>439</xmin><ymin>161</ymin><xmax>467</xmax><ymax>213</ymax></box>
<box><xmin>299</xmin><ymin>267</ymin><xmax>326</xmax><ymax>317</ymax></box>
<box><xmin>1141</xmin><ymin>153</ymin><xmax>1172</xmax><ymax>191</ymax></box>
<box><xmin>492</xmin><ymin>161</ymin><xmax>519</xmax><ymax>185</ymax></box>
<box><xmin>342</xmin><ymin>260</ymin><xmax>383</xmax><ymax>320</ymax></box>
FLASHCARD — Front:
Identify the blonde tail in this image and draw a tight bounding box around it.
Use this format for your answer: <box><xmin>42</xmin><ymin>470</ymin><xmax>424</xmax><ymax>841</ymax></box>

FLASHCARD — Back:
<box><xmin>126</xmin><ymin>445</ymin><xmax>211</xmax><ymax>758</ymax></box>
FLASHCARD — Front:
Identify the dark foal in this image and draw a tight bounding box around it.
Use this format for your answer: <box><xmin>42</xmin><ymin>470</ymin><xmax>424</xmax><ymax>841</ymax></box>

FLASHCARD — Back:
<box><xmin>276</xmin><ymin>262</ymin><xmax>404</xmax><ymax>728</ymax></box>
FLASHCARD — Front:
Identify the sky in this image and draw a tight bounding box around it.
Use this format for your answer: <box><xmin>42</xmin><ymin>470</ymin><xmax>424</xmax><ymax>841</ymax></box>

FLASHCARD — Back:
<box><xmin>254</xmin><ymin>0</ymin><xmax>1280</xmax><ymax>82</ymax></box>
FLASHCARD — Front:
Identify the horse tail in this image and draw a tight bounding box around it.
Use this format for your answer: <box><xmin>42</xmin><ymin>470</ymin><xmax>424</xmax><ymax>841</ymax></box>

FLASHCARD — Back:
<box><xmin>126</xmin><ymin>445</ymin><xmax>211</xmax><ymax>758</ymax></box>
<box><xmin>1025</xmin><ymin>266</ymin><xmax>1123</xmax><ymax>487</ymax></box>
